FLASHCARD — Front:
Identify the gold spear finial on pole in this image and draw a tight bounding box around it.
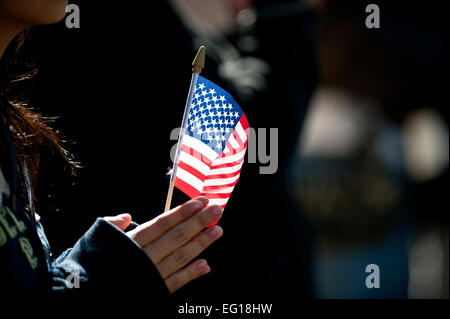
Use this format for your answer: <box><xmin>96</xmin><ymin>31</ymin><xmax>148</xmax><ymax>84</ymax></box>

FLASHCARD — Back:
<box><xmin>192</xmin><ymin>46</ymin><xmax>205</xmax><ymax>74</ymax></box>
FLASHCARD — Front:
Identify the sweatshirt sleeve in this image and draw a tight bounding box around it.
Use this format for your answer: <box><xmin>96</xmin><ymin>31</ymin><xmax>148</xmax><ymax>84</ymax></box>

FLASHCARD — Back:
<box><xmin>49</xmin><ymin>218</ymin><xmax>169</xmax><ymax>300</ymax></box>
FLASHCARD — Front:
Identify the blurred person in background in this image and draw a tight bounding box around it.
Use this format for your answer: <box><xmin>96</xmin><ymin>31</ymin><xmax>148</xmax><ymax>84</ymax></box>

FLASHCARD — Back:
<box><xmin>292</xmin><ymin>0</ymin><xmax>448</xmax><ymax>298</ymax></box>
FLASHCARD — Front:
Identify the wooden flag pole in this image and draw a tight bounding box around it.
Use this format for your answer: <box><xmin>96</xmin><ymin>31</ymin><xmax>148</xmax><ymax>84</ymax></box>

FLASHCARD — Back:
<box><xmin>164</xmin><ymin>46</ymin><xmax>206</xmax><ymax>212</ymax></box>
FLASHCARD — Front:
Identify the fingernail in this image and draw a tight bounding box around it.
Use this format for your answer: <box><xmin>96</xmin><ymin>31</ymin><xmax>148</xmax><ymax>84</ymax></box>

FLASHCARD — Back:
<box><xmin>203</xmin><ymin>264</ymin><xmax>211</xmax><ymax>274</ymax></box>
<box><xmin>192</xmin><ymin>201</ymin><xmax>204</xmax><ymax>211</ymax></box>
<box><xmin>196</xmin><ymin>259</ymin><xmax>208</xmax><ymax>271</ymax></box>
<box><xmin>198</xmin><ymin>264</ymin><xmax>210</xmax><ymax>274</ymax></box>
<box><xmin>197</xmin><ymin>196</ymin><xmax>209</xmax><ymax>206</ymax></box>
<box><xmin>207</xmin><ymin>225</ymin><xmax>222</xmax><ymax>238</ymax></box>
<box><xmin>118</xmin><ymin>213</ymin><xmax>131</xmax><ymax>220</ymax></box>
<box><xmin>209</xmin><ymin>205</ymin><xmax>222</xmax><ymax>217</ymax></box>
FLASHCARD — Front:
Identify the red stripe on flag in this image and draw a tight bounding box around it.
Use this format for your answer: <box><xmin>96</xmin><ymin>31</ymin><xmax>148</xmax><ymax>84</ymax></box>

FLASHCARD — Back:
<box><xmin>240</xmin><ymin>114</ymin><xmax>249</xmax><ymax>130</ymax></box>
<box><xmin>205</xmin><ymin>169</ymin><xmax>241</xmax><ymax>180</ymax></box>
<box><xmin>202</xmin><ymin>178</ymin><xmax>240</xmax><ymax>191</ymax></box>
<box><xmin>178</xmin><ymin>161</ymin><xmax>206</xmax><ymax>181</ymax></box>
<box><xmin>204</xmin><ymin>192</ymin><xmax>232</xmax><ymax>199</ymax></box>
<box><xmin>174</xmin><ymin>178</ymin><xmax>202</xmax><ymax>199</ymax></box>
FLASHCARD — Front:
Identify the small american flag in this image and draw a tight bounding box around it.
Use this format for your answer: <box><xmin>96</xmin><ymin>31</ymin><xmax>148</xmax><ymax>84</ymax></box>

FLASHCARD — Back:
<box><xmin>174</xmin><ymin>75</ymin><xmax>249</xmax><ymax>210</ymax></box>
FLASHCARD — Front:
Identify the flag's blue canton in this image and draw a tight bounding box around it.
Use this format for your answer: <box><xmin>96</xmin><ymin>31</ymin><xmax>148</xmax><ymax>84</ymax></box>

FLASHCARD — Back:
<box><xmin>186</xmin><ymin>75</ymin><xmax>243</xmax><ymax>154</ymax></box>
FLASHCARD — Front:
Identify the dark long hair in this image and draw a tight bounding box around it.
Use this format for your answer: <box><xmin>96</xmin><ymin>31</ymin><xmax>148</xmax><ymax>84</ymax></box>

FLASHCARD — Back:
<box><xmin>0</xmin><ymin>30</ymin><xmax>77</xmax><ymax>193</ymax></box>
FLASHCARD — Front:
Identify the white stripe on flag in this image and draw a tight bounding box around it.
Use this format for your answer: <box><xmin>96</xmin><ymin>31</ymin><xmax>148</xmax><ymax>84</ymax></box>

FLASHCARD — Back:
<box><xmin>203</xmin><ymin>186</ymin><xmax>235</xmax><ymax>194</ymax></box>
<box><xmin>209</xmin><ymin>162</ymin><xmax>243</xmax><ymax>175</ymax></box>
<box><xmin>177</xmin><ymin>167</ymin><xmax>204</xmax><ymax>192</ymax></box>
<box><xmin>204</xmin><ymin>174</ymin><xmax>240</xmax><ymax>186</ymax></box>
<box><xmin>183</xmin><ymin>135</ymin><xmax>218</xmax><ymax>162</ymax></box>
<box><xmin>179</xmin><ymin>151</ymin><xmax>210</xmax><ymax>176</ymax></box>
<box><xmin>208</xmin><ymin>198</ymin><xmax>229</xmax><ymax>206</ymax></box>
<box><xmin>235</xmin><ymin>121</ymin><xmax>248</xmax><ymax>144</ymax></box>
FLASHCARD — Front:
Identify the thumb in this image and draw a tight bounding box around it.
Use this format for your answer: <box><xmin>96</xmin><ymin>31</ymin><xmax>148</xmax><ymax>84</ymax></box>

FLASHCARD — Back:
<box><xmin>104</xmin><ymin>213</ymin><xmax>132</xmax><ymax>231</ymax></box>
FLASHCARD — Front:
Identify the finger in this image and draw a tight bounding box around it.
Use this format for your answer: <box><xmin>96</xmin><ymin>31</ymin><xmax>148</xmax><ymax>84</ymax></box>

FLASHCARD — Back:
<box><xmin>165</xmin><ymin>259</ymin><xmax>211</xmax><ymax>294</ymax></box>
<box><xmin>103</xmin><ymin>214</ymin><xmax>132</xmax><ymax>231</ymax></box>
<box><xmin>157</xmin><ymin>225</ymin><xmax>223</xmax><ymax>279</ymax></box>
<box><xmin>128</xmin><ymin>197</ymin><xmax>209</xmax><ymax>247</ymax></box>
<box><xmin>145</xmin><ymin>205</ymin><xmax>222</xmax><ymax>264</ymax></box>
